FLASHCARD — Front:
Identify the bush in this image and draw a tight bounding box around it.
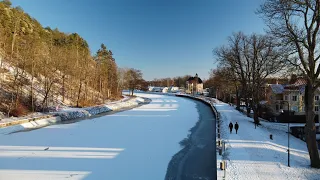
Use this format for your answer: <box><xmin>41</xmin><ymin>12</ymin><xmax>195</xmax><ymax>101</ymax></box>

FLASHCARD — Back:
<box><xmin>10</xmin><ymin>103</ymin><xmax>29</xmax><ymax>117</ymax></box>
<box><xmin>79</xmin><ymin>99</ymin><xmax>95</xmax><ymax>107</ymax></box>
<box><xmin>258</xmin><ymin>104</ymin><xmax>277</xmax><ymax>120</ymax></box>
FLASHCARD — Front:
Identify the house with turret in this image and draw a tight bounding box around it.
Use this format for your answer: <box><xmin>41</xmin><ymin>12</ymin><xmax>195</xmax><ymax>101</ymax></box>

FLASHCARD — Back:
<box><xmin>186</xmin><ymin>73</ymin><xmax>203</xmax><ymax>95</ymax></box>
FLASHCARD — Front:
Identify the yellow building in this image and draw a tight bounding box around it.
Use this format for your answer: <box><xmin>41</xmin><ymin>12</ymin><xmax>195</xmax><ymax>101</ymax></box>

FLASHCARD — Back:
<box><xmin>266</xmin><ymin>78</ymin><xmax>320</xmax><ymax>115</ymax></box>
<box><xmin>186</xmin><ymin>74</ymin><xmax>203</xmax><ymax>95</ymax></box>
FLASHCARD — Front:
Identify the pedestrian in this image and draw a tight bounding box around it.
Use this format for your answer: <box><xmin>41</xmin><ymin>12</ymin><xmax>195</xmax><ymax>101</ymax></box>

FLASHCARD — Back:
<box><xmin>229</xmin><ymin>122</ymin><xmax>233</xmax><ymax>133</ymax></box>
<box><xmin>235</xmin><ymin>122</ymin><xmax>239</xmax><ymax>134</ymax></box>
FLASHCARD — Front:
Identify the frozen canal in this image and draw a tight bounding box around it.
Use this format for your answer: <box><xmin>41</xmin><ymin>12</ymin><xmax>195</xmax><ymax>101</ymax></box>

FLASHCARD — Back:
<box><xmin>0</xmin><ymin>94</ymin><xmax>208</xmax><ymax>180</ymax></box>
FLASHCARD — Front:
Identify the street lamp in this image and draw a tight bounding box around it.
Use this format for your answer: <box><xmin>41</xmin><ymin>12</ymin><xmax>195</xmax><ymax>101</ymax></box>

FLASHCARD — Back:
<box><xmin>280</xmin><ymin>100</ymin><xmax>290</xmax><ymax>167</ymax></box>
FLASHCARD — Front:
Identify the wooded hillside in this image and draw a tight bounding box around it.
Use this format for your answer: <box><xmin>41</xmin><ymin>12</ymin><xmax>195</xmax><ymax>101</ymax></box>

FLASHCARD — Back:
<box><xmin>0</xmin><ymin>0</ymin><xmax>120</xmax><ymax>117</ymax></box>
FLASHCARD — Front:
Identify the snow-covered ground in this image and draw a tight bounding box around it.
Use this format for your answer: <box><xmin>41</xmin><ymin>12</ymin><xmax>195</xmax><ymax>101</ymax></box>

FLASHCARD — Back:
<box><xmin>214</xmin><ymin>100</ymin><xmax>320</xmax><ymax>180</ymax></box>
<box><xmin>0</xmin><ymin>93</ymin><xmax>199</xmax><ymax>180</ymax></box>
<box><xmin>0</xmin><ymin>95</ymin><xmax>131</xmax><ymax>123</ymax></box>
<box><xmin>0</xmin><ymin>96</ymin><xmax>145</xmax><ymax>135</ymax></box>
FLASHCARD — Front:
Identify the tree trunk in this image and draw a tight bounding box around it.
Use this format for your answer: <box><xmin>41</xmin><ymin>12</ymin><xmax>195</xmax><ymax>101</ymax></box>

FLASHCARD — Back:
<box><xmin>31</xmin><ymin>71</ymin><xmax>34</xmax><ymax>112</ymax></box>
<box><xmin>15</xmin><ymin>79</ymin><xmax>20</xmax><ymax>107</ymax></box>
<box><xmin>0</xmin><ymin>57</ymin><xmax>2</xmax><ymax>88</ymax></box>
<box><xmin>42</xmin><ymin>79</ymin><xmax>54</xmax><ymax>111</ymax></box>
<box><xmin>76</xmin><ymin>79</ymin><xmax>82</xmax><ymax>107</ymax></box>
<box><xmin>99</xmin><ymin>76</ymin><xmax>102</xmax><ymax>100</ymax></box>
<box><xmin>245</xmin><ymin>98</ymin><xmax>251</xmax><ymax>117</ymax></box>
<box><xmin>30</xmin><ymin>58</ymin><xmax>35</xmax><ymax>112</ymax></box>
<box><xmin>253</xmin><ymin>104</ymin><xmax>259</xmax><ymax>125</ymax></box>
<box><xmin>91</xmin><ymin>89</ymin><xmax>95</xmax><ymax>104</ymax></box>
<box><xmin>253</xmin><ymin>90</ymin><xmax>260</xmax><ymax>125</ymax></box>
<box><xmin>7</xmin><ymin>68</ymin><xmax>20</xmax><ymax>116</ymax></box>
<box><xmin>62</xmin><ymin>74</ymin><xmax>65</xmax><ymax>103</ymax></box>
<box><xmin>305</xmin><ymin>82</ymin><xmax>320</xmax><ymax>168</ymax></box>
<box><xmin>253</xmin><ymin>107</ymin><xmax>259</xmax><ymax>125</ymax></box>
<box><xmin>84</xmin><ymin>80</ymin><xmax>88</xmax><ymax>101</ymax></box>
<box><xmin>236</xmin><ymin>89</ymin><xmax>240</xmax><ymax>111</ymax></box>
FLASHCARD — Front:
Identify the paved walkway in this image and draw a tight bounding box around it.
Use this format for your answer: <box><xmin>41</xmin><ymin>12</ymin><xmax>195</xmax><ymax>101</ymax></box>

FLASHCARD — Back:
<box><xmin>214</xmin><ymin>101</ymin><xmax>320</xmax><ymax>180</ymax></box>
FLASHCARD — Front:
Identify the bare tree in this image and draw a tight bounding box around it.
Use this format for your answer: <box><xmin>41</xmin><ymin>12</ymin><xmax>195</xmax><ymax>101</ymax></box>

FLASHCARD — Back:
<box><xmin>258</xmin><ymin>0</ymin><xmax>320</xmax><ymax>168</ymax></box>
<box><xmin>215</xmin><ymin>32</ymin><xmax>285</xmax><ymax>124</ymax></box>
<box><xmin>117</xmin><ymin>67</ymin><xmax>128</xmax><ymax>95</ymax></box>
<box><xmin>209</xmin><ymin>67</ymin><xmax>241</xmax><ymax>109</ymax></box>
<box><xmin>215</xmin><ymin>32</ymin><xmax>253</xmax><ymax>116</ymax></box>
<box><xmin>125</xmin><ymin>68</ymin><xmax>143</xmax><ymax>96</ymax></box>
<box><xmin>245</xmin><ymin>34</ymin><xmax>285</xmax><ymax>126</ymax></box>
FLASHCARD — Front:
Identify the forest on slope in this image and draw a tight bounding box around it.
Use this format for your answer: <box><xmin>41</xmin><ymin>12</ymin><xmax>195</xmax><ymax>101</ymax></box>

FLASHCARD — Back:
<box><xmin>0</xmin><ymin>0</ymin><xmax>122</xmax><ymax>117</ymax></box>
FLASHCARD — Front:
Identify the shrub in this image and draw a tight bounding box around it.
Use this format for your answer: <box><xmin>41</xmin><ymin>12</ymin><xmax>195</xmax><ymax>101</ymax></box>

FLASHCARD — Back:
<box><xmin>79</xmin><ymin>99</ymin><xmax>95</xmax><ymax>107</ymax></box>
<box><xmin>10</xmin><ymin>103</ymin><xmax>29</xmax><ymax>117</ymax></box>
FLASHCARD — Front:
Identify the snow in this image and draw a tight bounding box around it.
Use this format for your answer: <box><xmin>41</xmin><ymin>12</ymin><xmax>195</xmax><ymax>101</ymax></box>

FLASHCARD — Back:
<box><xmin>0</xmin><ymin>96</ymin><xmax>142</xmax><ymax>135</ymax></box>
<box><xmin>0</xmin><ymin>117</ymin><xmax>61</xmax><ymax>135</ymax></box>
<box><xmin>0</xmin><ymin>112</ymin><xmax>47</xmax><ymax>123</ymax></box>
<box><xmin>214</xmin><ymin>100</ymin><xmax>320</xmax><ymax>180</ymax></box>
<box><xmin>0</xmin><ymin>93</ymin><xmax>199</xmax><ymax>180</ymax></box>
<box><xmin>270</xmin><ymin>84</ymin><xmax>285</xmax><ymax>94</ymax></box>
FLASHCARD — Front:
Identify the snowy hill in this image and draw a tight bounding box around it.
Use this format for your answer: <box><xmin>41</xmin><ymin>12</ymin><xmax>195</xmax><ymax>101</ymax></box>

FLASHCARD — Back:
<box><xmin>0</xmin><ymin>58</ymin><xmax>109</xmax><ymax>118</ymax></box>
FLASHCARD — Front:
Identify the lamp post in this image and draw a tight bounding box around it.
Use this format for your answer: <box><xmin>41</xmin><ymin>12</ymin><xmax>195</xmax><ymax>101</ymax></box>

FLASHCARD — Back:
<box><xmin>281</xmin><ymin>100</ymin><xmax>290</xmax><ymax>167</ymax></box>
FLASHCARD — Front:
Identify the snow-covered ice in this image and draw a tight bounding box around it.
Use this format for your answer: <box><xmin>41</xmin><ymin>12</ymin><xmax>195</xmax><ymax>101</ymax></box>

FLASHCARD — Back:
<box><xmin>0</xmin><ymin>93</ymin><xmax>199</xmax><ymax>180</ymax></box>
<box><xmin>0</xmin><ymin>96</ymin><xmax>145</xmax><ymax>135</ymax></box>
<box><xmin>214</xmin><ymin>100</ymin><xmax>320</xmax><ymax>180</ymax></box>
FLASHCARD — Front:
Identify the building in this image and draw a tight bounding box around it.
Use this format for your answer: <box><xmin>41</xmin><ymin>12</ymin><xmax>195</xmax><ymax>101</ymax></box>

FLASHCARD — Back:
<box><xmin>265</xmin><ymin>78</ymin><xmax>320</xmax><ymax>115</ymax></box>
<box><xmin>186</xmin><ymin>73</ymin><xmax>203</xmax><ymax>95</ymax></box>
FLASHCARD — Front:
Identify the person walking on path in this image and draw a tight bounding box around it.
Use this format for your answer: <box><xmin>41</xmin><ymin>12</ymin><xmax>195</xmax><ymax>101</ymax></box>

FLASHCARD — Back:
<box><xmin>229</xmin><ymin>122</ymin><xmax>233</xmax><ymax>133</ymax></box>
<box><xmin>235</xmin><ymin>122</ymin><xmax>239</xmax><ymax>134</ymax></box>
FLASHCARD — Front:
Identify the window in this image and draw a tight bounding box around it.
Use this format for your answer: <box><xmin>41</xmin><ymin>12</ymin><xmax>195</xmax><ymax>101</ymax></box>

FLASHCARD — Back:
<box><xmin>302</xmin><ymin>106</ymin><xmax>305</xmax><ymax>112</ymax></box>
<box><xmin>292</xmin><ymin>95</ymin><xmax>297</xmax><ymax>101</ymax></box>
<box><xmin>315</xmin><ymin>105</ymin><xmax>319</xmax><ymax>112</ymax></box>
<box><xmin>315</xmin><ymin>96</ymin><xmax>319</xmax><ymax>101</ymax></box>
<box><xmin>292</xmin><ymin>106</ymin><xmax>298</xmax><ymax>112</ymax></box>
<box><xmin>284</xmin><ymin>95</ymin><xmax>288</xmax><ymax>101</ymax></box>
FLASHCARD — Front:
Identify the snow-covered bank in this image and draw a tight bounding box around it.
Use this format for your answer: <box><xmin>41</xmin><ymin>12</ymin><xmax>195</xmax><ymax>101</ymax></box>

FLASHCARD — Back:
<box><xmin>55</xmin><ymin>97</ymin><xmax>146</xmax><ymax>121</ymax></box>
<box><xmin>0</xmin><ymin>117</ymin><xmax>61</xmax><ymax>135</ymax></box>
<box><xmin>214</xmin><ymin>100</ymin><xmax>320</xmax><ymax>180</ymax></box>
<box><xmin>0</xmin><ymin>93</ymin><xmax>199</xmax><ymax>180</ymax></box>
<box><xmin>0</xmin><ymin>97</ymin><xmax>146</xmax><ymax>135</ymax></box>
<box><xmin>0</xmin><ymin>114</ymin><xmax>53</xmax><ymax>128</ymax></box>
<box><xmin>175</xmin><ymin>94</ymin><xmax>219</xmax><ymax>116</ymax></box>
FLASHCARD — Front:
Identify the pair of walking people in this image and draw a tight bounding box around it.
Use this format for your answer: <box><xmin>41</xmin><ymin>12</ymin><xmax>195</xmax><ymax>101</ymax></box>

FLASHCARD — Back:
<box><xmin>229</xmin><ymin>122</ymin><xmax>239</xmax><ymax>134</ymax></box>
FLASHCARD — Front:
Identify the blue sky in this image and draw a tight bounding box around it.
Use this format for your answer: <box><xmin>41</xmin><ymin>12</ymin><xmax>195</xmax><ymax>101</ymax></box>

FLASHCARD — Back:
<box><xmin>11</xmin><ymin>0</ymin><xmax>266</xmax><ymax>81</ymax></box>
